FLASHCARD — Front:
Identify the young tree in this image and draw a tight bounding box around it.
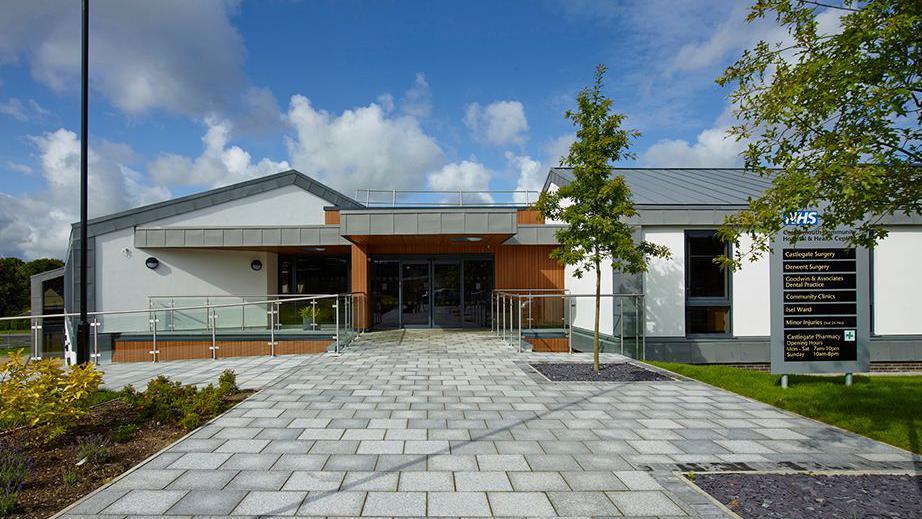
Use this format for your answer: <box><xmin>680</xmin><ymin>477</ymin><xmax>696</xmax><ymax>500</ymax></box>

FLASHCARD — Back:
<box><xmin>716</xmin><ymin>0</ymin><xmax>921</xmax><ymax>268</ymax></box>
<box><xmin>536</xmin><ymin>65</ymin><xmax>670</xmax><ymax>372</ymax></box>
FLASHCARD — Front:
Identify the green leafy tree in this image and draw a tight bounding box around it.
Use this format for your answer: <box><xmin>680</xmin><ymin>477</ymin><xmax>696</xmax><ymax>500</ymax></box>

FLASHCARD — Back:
<box><xmin>0</xmin><ymin>257</ymin><xmax>64</xmax><ymax>322</ymax></box>
<box><xmin>716</xmin><ymin>0</ymin><xmax>921</xmax><ymax>267</ymax></box>
<box><xmin>536</xmin><ymin>65</ymin><xmax>671</xmax><ymax>372</ymax></box>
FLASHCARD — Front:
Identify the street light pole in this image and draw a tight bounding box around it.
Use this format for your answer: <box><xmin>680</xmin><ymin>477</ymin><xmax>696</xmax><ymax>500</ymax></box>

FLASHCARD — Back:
<box><xmin>77</xmin><ymin>0</ymin><xmax>90</xmax><ymax>365</ymax></box>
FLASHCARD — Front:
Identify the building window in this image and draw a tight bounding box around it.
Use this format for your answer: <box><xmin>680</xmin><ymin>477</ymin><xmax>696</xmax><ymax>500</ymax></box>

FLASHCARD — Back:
<box><xmin>685</xmin><ymin>230</ymin><xmax>731</xmax><ymax>335</ymax></box>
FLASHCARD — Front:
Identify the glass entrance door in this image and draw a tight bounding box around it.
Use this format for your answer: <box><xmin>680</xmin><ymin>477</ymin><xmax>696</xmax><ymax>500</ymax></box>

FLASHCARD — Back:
<box><xmin>401</xmin><ymin>263</ymin><xmax>430</xmax><ymax>326</ymax></box>
<box><xmin>433</xmin><ymin>262</ymin><xmax>462</xmax><ymax>327</ymax></box>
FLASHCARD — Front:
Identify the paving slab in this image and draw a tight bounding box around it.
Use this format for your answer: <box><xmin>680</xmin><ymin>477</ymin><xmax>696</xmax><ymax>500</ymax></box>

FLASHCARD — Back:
<box><xmin>64</xmin><ymin>329</ymin><xmax>918</xmax><ymax>518</ymax></box>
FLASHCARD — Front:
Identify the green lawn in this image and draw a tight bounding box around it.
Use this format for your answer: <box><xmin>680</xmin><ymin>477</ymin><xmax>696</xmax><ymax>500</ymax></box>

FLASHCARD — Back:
<box><xmin>649</xmin><ymin>362</ymin><xmax>922</xmax><ymax>455</ymax></box>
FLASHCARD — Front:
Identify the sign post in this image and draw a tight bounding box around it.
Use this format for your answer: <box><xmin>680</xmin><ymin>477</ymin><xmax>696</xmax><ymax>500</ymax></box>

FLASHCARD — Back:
<box><xmin>770</xmin><ymin>211</ymin><xmax>870</xmax><ymax>383</ymax></box>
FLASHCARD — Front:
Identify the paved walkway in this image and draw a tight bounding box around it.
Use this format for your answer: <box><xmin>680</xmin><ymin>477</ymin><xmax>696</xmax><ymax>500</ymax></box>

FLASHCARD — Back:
<box><xmin>65</xmin><ymin>330</ymin><xmax>918</xmax><ymax>518</ymax></box>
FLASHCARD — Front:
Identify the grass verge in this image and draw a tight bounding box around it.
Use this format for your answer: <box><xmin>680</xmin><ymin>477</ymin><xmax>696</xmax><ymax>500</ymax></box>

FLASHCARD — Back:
<box><xmin>649</xmin><ymin>362</ymin><xmax>922</xmax><ymax>455</ymax></box>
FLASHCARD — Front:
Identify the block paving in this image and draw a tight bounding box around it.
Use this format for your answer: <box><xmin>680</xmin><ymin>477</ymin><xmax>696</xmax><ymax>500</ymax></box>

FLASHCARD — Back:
<box><xmin>65</xmin><ymin>329</ymin><xmax>920</xmax><ymax>518</ymax></box>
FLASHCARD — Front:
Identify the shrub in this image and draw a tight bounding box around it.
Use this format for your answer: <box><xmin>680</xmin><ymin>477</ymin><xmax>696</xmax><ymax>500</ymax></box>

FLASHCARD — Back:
<box><xmin>0</xmin><ymin>351</ymin><xmax>103</xmax><ymax>440</ymax></box>
<box><xmin>62</xmin><ymin>470</ymin><xmax>78</xmax><ymax>486</ymax></box>
<box><xmin>217</xmin><ymin>370</ymin><xmax>238</xmax><ymax>396</ymax></box>
<box><xmin>0</xmin><ymin>442</ymin><xmax>29</xmax><ymax>516</ymax></box>
<box><xmin>121</xmin><ymin>375</ymin><xmax>239</xmax><ymax>431</ymax></box>
<box><xmin>75</xmin><ymin>434</ymin><xmax>110</xmax><ymax>464</ymax></box>
<box><xmin>112</xmin><ymin>423</ymin><xmax>139</xmax><ymax>443</ymax></box>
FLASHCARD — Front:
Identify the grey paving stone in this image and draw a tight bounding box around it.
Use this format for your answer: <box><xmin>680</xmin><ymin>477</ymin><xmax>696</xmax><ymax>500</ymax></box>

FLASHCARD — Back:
<box><xmin>361</xmin><ymin>491</ymin><xmax>426</xmax><ymax>517</ymax></box>
<box><xmin>548</xmin><ymin>491</ymin><xmax>622</xmax><ymax>516</ymax></box>
<box><xmin>109</xmin><ymin>469</ymin><xmax>184</xmax><ymax>490</ymax></box>
<box><xmin>398</xmin><ymin>471</ymin><xmax>454</xmax><ymax>491</ymax></box>
<box><xmin>454</xmin><ymin>471</ymin><xmax>513</xmax><ymax>491</ymax></box>
<box><xmin>607</xmin><ymin>490</ymin><xmax>686</xmax><ymax>516</ymax></box>
<box><xmin>488</xmin><ymin>491</ymin><xmax>556</xmax><ymax>516</ymax></box>
<box><xmin>167</xmin><ymin>469</ymin><xmax>238</xmax><ymax>490</ymax></box>
<box><xmin>508</xmin><ymin>471</ymin><xmax>570</xmax><ymax>491</ymax></box>
<box><xmin>427</xmin><ymin>454</ymin><xmax>478</xmax><ymax>471</ymax></box>
<box><xmin>101</xmin><ymin>490</ymin><xmax>187</xmax><ymax>515</ymax></box>
<box><xmin>324</xmin><ymin>454</ymin><xmax>379</xmax><ymax>471</ymax></box>
<box><xmin>232</xmin><ymin>490</ymin><xmax>306</xmax><ymax>516</ymax></box>
<box><xmin>562</xmin><ymin>470</ymin><xmax>628</xmax><ymax>491</ymax></box>
<box><xmin>428</xmin><ymin>491</ymin><xmax>491</xmax><ymax>517</ymax></box>
<box><xmin>357</xmin><ymin>440</ymin><xmax>404</xmax><ymax>454</ymax></box>
<box><xmin>282</xmin><ymin>471</ymin><xmax>344</xmax><ymax>491</ymax></box>
<box><xmin>221</xmin><ymin>453</ymin><xmax>281</xmax><ymax>470</ymax></box>
<box><xmin>297</xmin><ymin>490</ymin><xmax>367</xmax><ymax>516</ymax></box>
<box><xmin>375</xmin><ymin>454</ymin><xmax>428</xmax><ymax>472</ymax></box>
<box><xmin>342</xmin><ymin>471</ymin><xmax>399</xmax><ymax>491</ymax></box>
<box><xmin>166</xmin><ymin>490</ymin><xmax>247</xmax><ymax>515</ymax></box>
<box><xmin>226</xmin><ymin>470</ymin><xmax>291</xmax><ymax>490</ymax></box>
<box><xmin>524</xmin><ymin>454</ymin><xmax>583</xmax><ymax>471</ymax></box>
<box><xmin>168</xmin><ymin>452</ymin><xmax>233</xmax><ymax>470</ymax></box>
<box><xmin>476</xmin><ymin>454</ymin><xmax>530</xmax><ymax>471</ymax></box>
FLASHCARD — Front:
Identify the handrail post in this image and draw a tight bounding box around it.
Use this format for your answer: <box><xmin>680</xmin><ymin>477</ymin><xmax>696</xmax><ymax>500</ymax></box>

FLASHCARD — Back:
<box><xmin>30</xmin><ymin>317</ymin><xmax>42</xmax><ymax>361</ymax></box>
<box><xmin>620</xmin><ymin>298</ymin><xmax>624</xmax><ymax>356</ymax></box>
<box><xmin>268</xmin><ymin>301</ymin><xmax>277</xmax><ymax>357</ymax></box>
<box><xmin>209</xmin><ymin>306</ymin><xmax>218</xmax><ymax>360</ymax></box>
<box><xmin>311</xmin><ymin>299</ymin><xmax>317</xmax><ymax>330</ymax></box>
<box><xmin>641</xmin><ymin>295</ymin><xmax>646</xmax><ymax>361</ymax></box>
<box><xmin>150</xmin><ymin>310</ymin><xmax>160</xmax><ymax>363</ymax></box>
<box><xmin>169</xmin><ymin>298</ymin><xmax>175</xmax><ymax>331</ymax></box>
<box><xmin>334</xmin><ymin>297</ymin><xmax>340</xmax><ymax>353</ymax></box>
<box><xmin>518</xmin><ymin>298</ymin><xmax>523</xmax><ymax>353</ymax></box>
<box><xmin>567</xmin><ymin>297</ymin><xmax>573</xmax><ymax>354</ymax></box>
<box><xmin>634</xmin><ymin>296</ymin><xmax>640</xmax><ymax>360</ymax></box>
<box><xmin>90</xmin><ymin>317</ymin><xmax>100</xmax><ymax>364</ymax></box>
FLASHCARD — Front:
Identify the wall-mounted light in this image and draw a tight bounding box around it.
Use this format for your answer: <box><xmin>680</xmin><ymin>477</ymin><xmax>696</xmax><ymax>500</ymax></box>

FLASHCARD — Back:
<box><xmin>450</xmin><ymin>236</ymin><xmax>483</xmax><ymax>242</ymax></box>
<box><xmin>145</xmin><ymin>257</ymin><xmax>160</xmax><ymax>270</ymax></box>
<box><xmin>250</xmin><ymin>259</ymin><xmax>263</xmax><ymax>271</ymax></box>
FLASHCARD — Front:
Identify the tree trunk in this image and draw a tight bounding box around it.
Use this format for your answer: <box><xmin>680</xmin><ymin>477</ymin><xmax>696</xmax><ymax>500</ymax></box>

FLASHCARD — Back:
<box><xmin>594</xmin><ymin>259</ymin><xmax>601</xmax><ymax>373</ymax></box>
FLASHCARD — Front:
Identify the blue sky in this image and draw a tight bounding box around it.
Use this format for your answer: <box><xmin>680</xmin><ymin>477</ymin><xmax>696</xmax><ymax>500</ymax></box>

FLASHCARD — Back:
<box><xmin>0</xmin><ymin>0</ymin><xmax>808</xmax><ymax>258</ymax></box>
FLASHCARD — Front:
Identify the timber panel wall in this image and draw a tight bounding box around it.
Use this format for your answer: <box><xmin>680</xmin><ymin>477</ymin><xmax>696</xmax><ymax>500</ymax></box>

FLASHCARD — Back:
<box><xmin>112</xmin><ymin>338</ymin><xmax>331</xmax><ymax>362</ymax></box>
<box><xmin>351</xmin><ymin>244</ymin><xmax>370</xmax><ymax>328</ymax></box>
<box><xmin>495</xmin><ymin>245</ymin><xmax>564</xmax><ymax>290</ymax></box>
<box><xmin>527</xmin><ymin>337</ymin><xmax>570</xmax><ymax>353</ymax></box>
<box><xmin>516</xmin><ymin>209</ymin><xmax>545</xmax><ymax>225</ymax></box>
<box><xmin>324</xmin><ymin>210</ymin><xmax>341</xmax><ymax>225</ymax></box>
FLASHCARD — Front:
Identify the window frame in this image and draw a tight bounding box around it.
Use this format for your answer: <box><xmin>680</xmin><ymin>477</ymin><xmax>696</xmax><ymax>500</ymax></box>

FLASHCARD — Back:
<box><xmin>684</xmin><ymin>229</ymin><xmax>733</xmax><ymax>338</ymax></box>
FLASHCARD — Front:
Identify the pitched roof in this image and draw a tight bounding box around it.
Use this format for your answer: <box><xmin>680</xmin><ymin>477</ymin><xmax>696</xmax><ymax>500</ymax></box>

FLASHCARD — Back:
<box><xmin>73</xmin><ymin>169</ymin><xmax>363</xmax><ymax>238</ymax></box>
<box><xmin>544</xmin><ymin>167</ymin><xmax>774</xmax><ymax>207</ymax></box>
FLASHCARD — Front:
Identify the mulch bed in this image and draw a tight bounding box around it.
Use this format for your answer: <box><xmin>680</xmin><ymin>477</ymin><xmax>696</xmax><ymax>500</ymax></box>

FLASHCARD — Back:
<box><xmin>691</xmin><ymin>472</ymin><xmax>922</xmax><ymax>519</ymax></box>
<box><xmin>530</xmin><ymin>362</ymin><xmax>673</xmax><ymax>382</ymax></box>
<box><xmin>1</xmin><ymin>391</ymin><xmax>251</xmax><ymax>519</ymax></box>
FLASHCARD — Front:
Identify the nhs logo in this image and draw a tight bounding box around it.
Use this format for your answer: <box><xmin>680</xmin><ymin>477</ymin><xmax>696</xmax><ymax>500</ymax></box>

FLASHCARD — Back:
<box><xmin>784</xmin><ymin>210</ymin><xmax>818</xmax><ymax>227</ymax></box>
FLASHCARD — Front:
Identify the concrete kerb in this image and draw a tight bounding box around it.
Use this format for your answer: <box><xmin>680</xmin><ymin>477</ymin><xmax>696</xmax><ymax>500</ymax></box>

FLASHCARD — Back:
<box><xmin>50</xmin><ymin>386</ymin><xmax>266</xmax><ymax>519</ymax></box>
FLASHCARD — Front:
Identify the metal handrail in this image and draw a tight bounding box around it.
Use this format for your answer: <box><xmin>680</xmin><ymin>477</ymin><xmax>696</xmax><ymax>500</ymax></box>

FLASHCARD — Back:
<box><xmin>2</xmin><ymin>293</ymin><xmax>363</xmax><ymax>364</ymax></box>
<box><xmin>492</xmin><ymin>291</ymin><xmax>646</xmax><ymax>360</ymax></box>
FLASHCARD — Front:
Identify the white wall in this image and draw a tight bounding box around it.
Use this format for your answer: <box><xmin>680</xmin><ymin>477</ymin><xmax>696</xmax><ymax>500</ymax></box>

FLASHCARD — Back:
<box><xmin>873</xmin><ymin>226</ymin><xmax>922</xmax><ymax>335</ymax></box>
<box><xmin>566</xmin><ymin>262</ymin><xmax>614</xmax><ymax>336</ymax></box>
<box><xmin>731</xmin><ymin>234</ymin><xmax>771</xmax><ymax>336</ymax></box>
<box><xmin>151</xmin><ymin>184</ymin><xmax>328</xmax><ymax>227</ymax></box>
<box><xmin>95</xmin><ymin>228</ymin><xmax>273</xmax><ymax>332</ymax></box>
<box><xmin>643</xmin><ymin>228</ymin><xmax>685</xmax><ymax>336</ymax></box>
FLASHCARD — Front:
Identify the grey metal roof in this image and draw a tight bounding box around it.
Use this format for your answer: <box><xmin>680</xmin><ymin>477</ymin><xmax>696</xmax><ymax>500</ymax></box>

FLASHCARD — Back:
<box><xmin>544</xmin><ymin>168</ymin><xmax>773</xmax><ymax>207</ymax></box>
<box><xmin>73</xmin><ymin>169</ymin><xmax>363</xmax><ymax>239</ymax></box>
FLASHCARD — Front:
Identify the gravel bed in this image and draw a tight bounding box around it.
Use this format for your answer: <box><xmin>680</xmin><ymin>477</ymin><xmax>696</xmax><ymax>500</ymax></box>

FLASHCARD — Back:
<box><xmin>530</xmin><ymin>362</ymin><xmax>673</xmax><ymax>382</ymax></box>
<box><xmin>692</xmin><ymin>473</ymin><xmax>922</xmax><ymax>519</ymax></box>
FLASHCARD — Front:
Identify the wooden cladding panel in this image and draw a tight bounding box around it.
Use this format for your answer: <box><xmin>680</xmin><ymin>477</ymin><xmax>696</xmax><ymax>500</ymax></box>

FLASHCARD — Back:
<box><xmin>527</xmin><ymin>337</ymin><xmax>570</xmax><ymax>353</ymax></box>
<box><xmin>516</xmin><ymin>209</ymin><xmax>545</xmax><ymax>225</ymax></box>
<box><xmin>351</xmin><ymin>244</ymin><xmax>370</xmax><ymax>328</ymax></box>
<box><xmin>112</xmin><ymin>339</ymin><xmax>331</xmax><ymax>363</ymax></box>
<box><xmin>324</xmin><ymin>210</ymin><xmax>341</xmax><ymax>225</ymax></box>
<box><xmin>494</xmin><ymin>245</ymin><xmax>563</xmax><ymax>290</ymax></box>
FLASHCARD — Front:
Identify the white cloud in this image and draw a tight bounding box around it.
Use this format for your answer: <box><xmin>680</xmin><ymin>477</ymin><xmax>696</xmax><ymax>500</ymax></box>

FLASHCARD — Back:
<box><xmin>464</xmin><ymin>100</ymin><xmax>529</xmax><ymax>146</ymax></box>
<box><xmin>401</xmin><ymin>73</ymin><xmax>432</xmax><ymax>118</ymax></box>
<box><xmin>0</xmin><ymin>0</ymin><xmax>245</xmax><ymax>117</ymax></box>
<box><xmin>0</xmin><ymin>128</ymin><xmax>169</xmax><ymax>258</ymax></box>
<box><xmin>5</xmin><ymin>161</ymin><xmax>32</xmax><ymax>175</ymax></box>
<box><xmin>542</xmin><ymin>133</ymin><xmax>576</xmax><ymax>168</ymax></box>
<box><xmin>285</xmin><ymin>94</ymin><xmax>444</xmax><ymax>194</ymax></box>
<box><xmin>640</xmin><ymin>107</ymin><xmax>745</xmax><ymax>167</ymax></box>
<box><xmin>505</xmin><ymin>153</ymin><xmax>544</xmax><ymax>205</ymax></box>
<box><xmin>148</xmin><ymin>117</ymin><xmax>290</xmax><ymax>189</ymax></box>
<box><xmin>0</xmin><ymin>97</ymin><xmax>49</xmax><ymax>122</ymax></box>
<box><xmin>426</xmin><ymin>160</ymin><xmax>493</xmax><ymax>204</ymax></box>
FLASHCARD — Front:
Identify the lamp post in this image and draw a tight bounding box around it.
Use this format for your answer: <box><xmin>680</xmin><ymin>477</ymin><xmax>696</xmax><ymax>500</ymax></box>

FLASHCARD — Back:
<box><xmin>76</xmin><ymin>0</ymin><xmax>90</xmax><ymax>365</ymax></box>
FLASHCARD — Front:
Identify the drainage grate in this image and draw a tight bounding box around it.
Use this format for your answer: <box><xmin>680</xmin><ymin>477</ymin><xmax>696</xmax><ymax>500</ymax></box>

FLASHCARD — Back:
<box><xmin>529</xmin><ymin>362</ymin><xmax>673</xmax><ymax>382</ymax></box>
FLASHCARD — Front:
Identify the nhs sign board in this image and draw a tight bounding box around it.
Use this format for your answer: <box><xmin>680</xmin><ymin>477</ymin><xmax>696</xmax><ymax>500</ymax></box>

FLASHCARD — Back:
<box><xmin>783</xmin><ymin>210</ymin><xmax>819</xmax><ymax>227</ymax></box>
